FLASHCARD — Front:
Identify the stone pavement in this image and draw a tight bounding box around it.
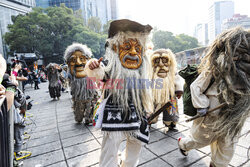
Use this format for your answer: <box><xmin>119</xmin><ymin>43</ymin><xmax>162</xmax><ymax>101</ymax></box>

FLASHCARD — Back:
<box><xmin>22</xmin><ymin>82</ymin><xmax>250</xmax><ymax>167</ymax></box>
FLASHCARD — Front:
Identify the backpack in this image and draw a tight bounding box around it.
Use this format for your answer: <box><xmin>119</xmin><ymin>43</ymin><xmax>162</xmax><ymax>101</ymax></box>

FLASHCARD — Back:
<box><xmin>178</xmin><ymin>64</ymin><xmax>214</xmax><ymax>116</ymax></box>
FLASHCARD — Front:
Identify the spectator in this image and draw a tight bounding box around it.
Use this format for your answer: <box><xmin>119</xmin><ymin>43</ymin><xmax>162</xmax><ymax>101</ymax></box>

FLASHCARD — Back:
<box><xmin>31</xmin><ymin>71</ymin><xmax>40</xmax><ymax>90</ymax></box>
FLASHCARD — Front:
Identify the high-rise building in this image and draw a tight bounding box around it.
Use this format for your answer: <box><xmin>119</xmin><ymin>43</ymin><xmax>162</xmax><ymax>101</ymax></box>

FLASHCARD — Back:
<box><xmin>35</xmin><ymin>0</ymin><xmax>118</xmax><ymax>25</ymax></box>
<box><xmin>0</xmin><ymin>0</ymin><xmax>35</xmax><ymax>58</ymax></box>
<box><xmin>35</xmin><ymin>0</ymin><xmax>49</xmax><ymax>8</ymax></box>
<box><xmin>208</xmin><ymin>1</ymin><xmax>234</xmax><ymax>43</ymax></box>
<box><xmin>94</xmin><ymin>0</ymin><xmax>117</xmax><ymax>25</ymax></box>
<box><xmin>222</xmin><ymin>14</ymin><xmax>250</xmax><ymax>30</ymax></box>
<box><xmin>194</xmin><ymin>23</ymin><xmax>208</xmax><ymax>46</ymax></box>
<box><xmin>49</xmin><ymin>0</ymin><xmax>81</xmax><ymax>11</ymax></box>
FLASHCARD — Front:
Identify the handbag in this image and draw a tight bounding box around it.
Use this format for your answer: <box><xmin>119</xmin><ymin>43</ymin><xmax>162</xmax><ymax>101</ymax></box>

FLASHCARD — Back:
<box><xmin>93</xmin><ymin>94</ymin><xmax>110</xmax><ymax>129</ymax></box>
<box><xmin>13</xmin><ymin>108</ymin><xmax>24</xmax><ymax>125</ymax></box>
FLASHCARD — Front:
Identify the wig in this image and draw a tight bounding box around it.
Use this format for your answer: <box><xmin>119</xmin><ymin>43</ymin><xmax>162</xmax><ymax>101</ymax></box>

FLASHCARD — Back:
<box><xmin>104</xmin><ymin>31</ymin><xmax>153</xmax><ymax>119</ymax></box>
<box><xmin>64</xmin><ymin>43</ymin><xmax>92</xmax><ymax>63</ymax></box>
<box><xmin>199</xmin><ymin>27</ymin><xmax>250</xmax><ymax>140</ymax></box>
<box><xmin>150</xmin><ymin>49</ymin><xmax>177</xmax><ymax>104</ymax></box>
<box><xmin>46</xmin><ymin>63</ymin><xmax>60</xmax><ymax>87</ymax></box>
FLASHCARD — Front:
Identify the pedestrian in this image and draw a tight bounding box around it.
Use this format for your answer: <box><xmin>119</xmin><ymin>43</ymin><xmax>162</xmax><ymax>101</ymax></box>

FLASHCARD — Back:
<box><xmin>86</xmin><ymin>19</ymin><xmax>153</xmax><ymax>167</ymax></box>
<box><xmin>32</xmin><ymin>71</ymin><xmax>40</xmax><ymax>90</ymax></box>
<box><xmin>178</xmin><ymin>27</ymin><xmax>250</xmax><ymax>167</ymax></box>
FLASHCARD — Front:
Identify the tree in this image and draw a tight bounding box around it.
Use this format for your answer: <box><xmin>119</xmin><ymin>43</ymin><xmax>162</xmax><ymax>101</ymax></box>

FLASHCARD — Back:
<box><xmin>152</xmin><ymin>30</ymin><xmax>199</xmax><ymax>53</ymax></box>
<box><xmin>176</xmin><ymin>34</ymin><xmax>199</xmax><ymax>51</ymax></box>
<box><xmin>4</xmin><ymin>5</ymin><xmax>106</xmax><ymax>64</ymax></box>
<box><xmin>87</xmin><ymin>17</ymin><xmax>102</xmax><ymax>33</ymax></box>
<box><xmin>102</xmin><ymin>20</ymin><xmax>112</xmax><ymax>35</ymax></box>
<box><xmin>74</xmin><ymin>9</ymin><xmax>85</xmax><ymax>25</ymax></box>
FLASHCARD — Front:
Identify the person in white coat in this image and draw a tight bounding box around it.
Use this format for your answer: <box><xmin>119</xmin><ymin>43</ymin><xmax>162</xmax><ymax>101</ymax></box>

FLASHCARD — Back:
<box><xmin>178</xmin><ymin>27</ymin><xmax>250</xmax><ymax>167</ymax></box>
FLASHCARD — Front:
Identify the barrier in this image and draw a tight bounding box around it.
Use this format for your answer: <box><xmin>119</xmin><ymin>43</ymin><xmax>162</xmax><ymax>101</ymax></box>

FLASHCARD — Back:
<box><xmin>0</xmin><ymin>96</ymin><xmax>14</xmax><ymax>167</ymax></box>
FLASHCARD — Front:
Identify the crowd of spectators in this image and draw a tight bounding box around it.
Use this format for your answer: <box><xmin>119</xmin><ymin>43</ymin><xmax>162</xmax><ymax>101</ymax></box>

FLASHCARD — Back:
<box><xmin>0</xmin><ymin>54</ymin><xmax>33</xmax><ymax>167</ymax></box>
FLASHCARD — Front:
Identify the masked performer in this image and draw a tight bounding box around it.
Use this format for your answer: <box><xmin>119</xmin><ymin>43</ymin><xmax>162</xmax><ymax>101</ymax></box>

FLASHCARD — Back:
<box><xmin>150</xmin><ymin>49</ymin><xmax>183</xmax><ymax>132</ymax></box>
<box><xmin>86</xmin><ymin>19</ymin><xmax>153</xmax><ymax>167</ymax></box>
<box><xmin>178</xmin><ymin>27</ymin><xmax>250</xmax><ymax>167</ymax></box>
<box><xmin>46</xmin><ymin>63</ymin><xmax>62</xmax><ymax>100</ymax></box>
<box><xmin>64</xmin><ymin>43</ymin><xmax>96</xmax><ymax>124</ymax></box>
<box><xmin>60</xmin><ymin>64</ymin><xmax>70</xmax><ymax>93</ymax></box>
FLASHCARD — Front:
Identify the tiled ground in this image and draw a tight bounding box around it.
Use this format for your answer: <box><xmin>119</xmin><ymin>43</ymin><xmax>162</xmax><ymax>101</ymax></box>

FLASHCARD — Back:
<box><xmin>22</xmin><ymin>82</ymin><xmax>249</xmax><ymax>167</ymax></box>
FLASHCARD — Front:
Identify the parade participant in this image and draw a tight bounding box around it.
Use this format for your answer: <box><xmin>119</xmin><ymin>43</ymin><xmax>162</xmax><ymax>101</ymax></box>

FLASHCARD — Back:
<box><xmin>46</xmin><ymin>63</ymin><xmax>62</xmax><ymax>100</ymax></box>
<box><xmin>86</xmin><ymin>19</ymin><xmax>153</xmax><ymax>167</ymax></box>
<box><xmin>150</xmin><ymin>49</ymin><xmax>183</xmax><ymax>132</ymax></box>
<box><xmin>60</xmin><ymin>64</ymin><xmax>70</xmax><ymax>93</ymax></box>
<box><xmin>178</xmin><ymin>27</ymin><xmax>250</xmax><ymax>167</ymax></box>
<box><xmin>64</xmin><ymin>43</ymin><xmax>96</xmax><ymax>124</ymax></box>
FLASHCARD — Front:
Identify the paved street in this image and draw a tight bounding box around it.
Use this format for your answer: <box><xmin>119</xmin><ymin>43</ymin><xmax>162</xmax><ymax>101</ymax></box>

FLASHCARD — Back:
<box><xmin>22</xmin><ymin>82</ymin><xmax>250</xmax><ymax>167</ymax></box>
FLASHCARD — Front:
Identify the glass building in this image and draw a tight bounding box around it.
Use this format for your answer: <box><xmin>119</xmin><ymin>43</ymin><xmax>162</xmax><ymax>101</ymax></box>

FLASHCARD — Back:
<box><xmin>208</xmin><ymin>1</ymin><xmax>234</xmax><ymax>43</ymax></box>
<box><xmin>48</xmin><ymin>0</ymin><xmax>81</xmax><ymax>11</ymax></box>
<box><xmin>0</xmin><ymin>0</ymin><xmax>35</xmax><ymax>58</ymax></box>
<box><xmin>35</xmin><ymin>0</ymin><xmax>49</xmax><ymax>8</ymax></box>
<box><xmin>36</xmin><ymin>0</ymin><xmax>118</xmax><ymax>25</ymax></box>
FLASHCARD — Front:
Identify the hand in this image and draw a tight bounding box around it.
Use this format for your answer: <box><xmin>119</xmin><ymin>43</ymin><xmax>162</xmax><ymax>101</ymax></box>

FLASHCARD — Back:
<box><xmin>55</xmin><ymin>64</ymin><xmax>60</xmax><ymax>70</ymax></box>
<box><xmin>15</xmin><ymin>64</ymin><xmax>22</xmax><ymax>70</ymax></box>
<box><xmin>0</xmin><ymin>84</ymin><xmax>5</xmax><ymax>95</ymax></box>
<box><xmin>197</xmin><ymin>108</ymin><xmax>208</xmax><ymax>116</ymax></box>
<box><xmin>176</xmin><ymin>93</ymin><xmax>182</xmax><ymax>99</ymax></box>
<box><xmin>89</xmin><ymin>57</ymin><xmax>103</xmax><ymax>70</ymax></box>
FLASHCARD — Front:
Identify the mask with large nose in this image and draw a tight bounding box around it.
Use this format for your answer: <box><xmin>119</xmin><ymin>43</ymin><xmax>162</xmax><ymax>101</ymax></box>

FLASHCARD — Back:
<box><xmin>69</xmin><ymin>50</ymin><xmax>88</xmax><ymax>78</ymax></box>
<box><xmin>153</xmin><ymin>55</ymin><xmax>170</xmax><ymax>78</ymax></box>
<box><xmin>118</xmin><ymin>38</ymin><xmax>143</xmax><ymax>69</ymax></box>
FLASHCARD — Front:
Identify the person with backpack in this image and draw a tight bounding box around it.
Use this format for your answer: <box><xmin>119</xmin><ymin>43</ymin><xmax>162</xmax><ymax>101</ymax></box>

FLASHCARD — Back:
<box><xmin>178</xmin><ymin>27</ymin><xmax>250</xmax><ymax>167</ymax></box>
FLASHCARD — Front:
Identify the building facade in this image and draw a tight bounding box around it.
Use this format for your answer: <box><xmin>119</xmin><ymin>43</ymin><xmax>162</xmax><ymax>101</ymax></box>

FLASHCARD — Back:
<box><xmin>0</xmin><ymin>0</ymin><xmax>35</xmax><ymax>58</ymax></box>
<box><xmin>36</xmin><ymin>0</ymin><xmax>118</xmax><ymax>25</ymax></box>
<box><xmin>35</xmin><ymin>0</ymin><xmax>49</xmax><ymax>8</ymax></box>
<box><xmin>222</xmin><ymin>13</ymin><xmax>250</xmax><ymax>30</ymax></box>
<box><xmin>48</xmin><ymin>0</ymin><xmax>81</xmax><ymax>11</ymax></box>
<box><xmin>208</xmin><ymin>1</ymin><xmax>234</xmax><ymax>43</ymax></box>
<box><xmin>194</xmin><ymin>23</ymin><xmax>208</xmax><ymax>46</ymax></box>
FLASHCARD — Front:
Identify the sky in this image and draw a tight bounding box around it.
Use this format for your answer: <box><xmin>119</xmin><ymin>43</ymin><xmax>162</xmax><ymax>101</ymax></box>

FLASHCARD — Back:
<box><xmin>117</xmin><ymin>0</ymin><xmax>250</xmax><ymax>36</ymax></box>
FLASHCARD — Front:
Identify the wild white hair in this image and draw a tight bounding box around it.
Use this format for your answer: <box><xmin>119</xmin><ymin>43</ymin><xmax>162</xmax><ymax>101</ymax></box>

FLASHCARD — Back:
<box><xmin>70</xmin><ymin>77</ymin><xmax>95</xmax><ymax>101</ymax></box>
<box><xmin>64</xmin><ymin>43</ymin><xmax>92</xmax><ymax>62</ymax></box>
<box><xmin>69</xmin><ymin>60</ymin><xmax>96</xmax><ymax>101</ymax></box>
<box><xmin>46</xmin><ymin>63</ymin><xmax>60</xmax><ymax>87</ymax></box>
<box><xmin>104</xmin><ymin>31</ymin><xmax>153</xmax><ymax>118</ymax></box>
<box><xmin>150</xmin><ymin>49</ymin><xmax>177</xmax><ymax>104</ymax></box>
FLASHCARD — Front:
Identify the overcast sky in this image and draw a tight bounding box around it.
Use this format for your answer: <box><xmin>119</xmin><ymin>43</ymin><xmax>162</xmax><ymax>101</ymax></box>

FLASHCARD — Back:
<box><xmin>117</xmin><ymin>0</ymin><xmax>250</xmax><ymax>36</ymax></box>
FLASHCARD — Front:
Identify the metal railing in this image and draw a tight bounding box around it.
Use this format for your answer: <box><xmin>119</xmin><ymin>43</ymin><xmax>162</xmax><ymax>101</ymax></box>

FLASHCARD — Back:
<box><xmin>0</xmin><ymin>96</ymin><xmax>14</xmax><ymax>167</ymax></box>
<box><xmin>175</xmin><ymin>46</ymin><xmax>207</xmax><ymax>69</ymax></box>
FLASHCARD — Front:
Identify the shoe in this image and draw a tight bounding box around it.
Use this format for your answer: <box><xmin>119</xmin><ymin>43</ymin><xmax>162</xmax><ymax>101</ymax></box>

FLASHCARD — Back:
<box><xmin>14</xmin><ymin>159</ymin><xmax>23</xmax><ymax>167</ymax></box>
<box><xmin>14</xmin><ymin>151</ymin><xmax>32</xmax><ymax>160</ymax></box>
<box><xmin>178</xmin><ymin>137</ymin><xmax>188</xmax><ymax>156</ymax></box>
<box><xmin>84</xmin><ymin>119</ymin><xmax>92</xmax><ymax>125</ymax></box>
<box><xmin>169</xmin><ymin>123</ymin><xmax>178</xmax><ymax>132</ymax></box>
<box><xmin>209</xmin><ymin>163</ymin><xmax>215</xmax><ymax>167</ymax></box>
